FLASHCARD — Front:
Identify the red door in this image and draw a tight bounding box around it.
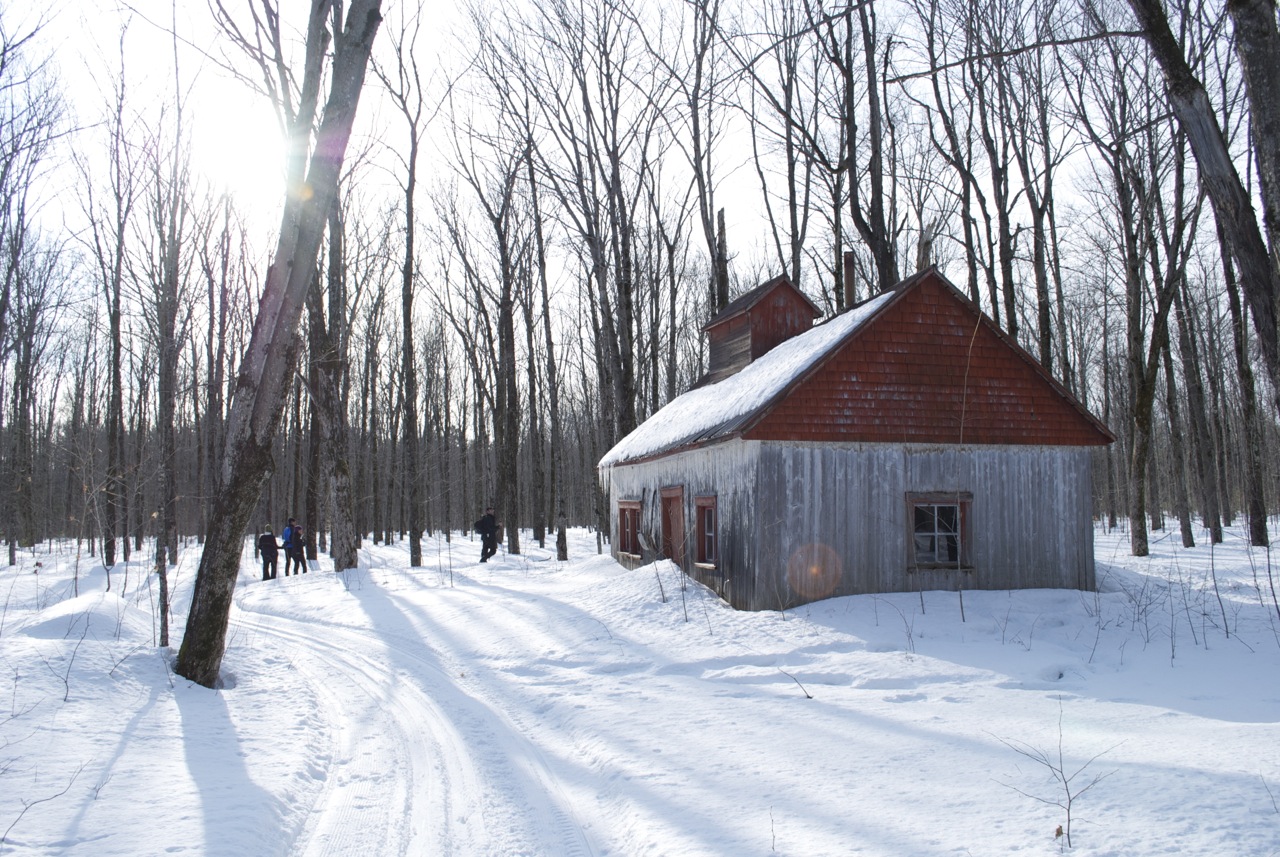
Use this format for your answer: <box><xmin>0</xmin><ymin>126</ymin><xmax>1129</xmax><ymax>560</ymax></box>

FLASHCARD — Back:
<box><xmin>660</xmin><ymin>487</ymin><xmax>685</xmax><ymax>566</ymax></box>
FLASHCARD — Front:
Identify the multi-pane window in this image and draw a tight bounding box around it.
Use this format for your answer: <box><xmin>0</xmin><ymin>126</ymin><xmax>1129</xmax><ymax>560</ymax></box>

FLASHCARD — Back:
<box><xmin>908</xmin><ymin>493</ymin><xmax>972</xmax><ymax>570</ymax></box>
<box><xmin>695</xmin><ymin>496</ymin><xmax>717</xmax><ymax>565</ymax></box>
<box><xmin>618</xmin><ymin>501</ymin><xmax>641</xmax><ymax>556</ymax></box>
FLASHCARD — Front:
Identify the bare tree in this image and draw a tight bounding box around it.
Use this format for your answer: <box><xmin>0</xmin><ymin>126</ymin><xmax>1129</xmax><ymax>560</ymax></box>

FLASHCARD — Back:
<box><xmin>0</xmin><ymin>17</ymin><xmax>61</xmax><ymax>560</ymax></box>
<box><xmin>132</xmin><ymin>15</ymin><xmax>198</xmax><ymax>644</ymax></box>
<box><xmin>1064</xmin><ymin>12</ymin><xmax>1197</xmax><ymax>556</ymax></box>
<box><xmin>193</xmin><ymin>198</ymin><xmax>242</xmax><ymax>543</ymax></box>
<box><xmin>1172</xmin><ymin>278</ymin><xmax>1223</xmax><ymax>543</ymax></box>
<box><xmin>1221</xmin><ymin>237</ymin><xmax>1269</xmax><ymax>546</ymax></box>
<box><xmin>739</xmin><ymin>0</ymin><xmax>820</xmax><ymax>296</ymax></box>
<box><xmin>304</xmin><ymin>197</ymin><xmax>358</xmax><ymax>572</ymax></box>
<box><xmin>79</xmin><ymin>33</ymin><xmax>139</xmax><ymax>573</ymax></box>
<box><xmin>1125</xmin><ymin>0</ymin><xmax>1280</xmax><ymax>415</ymax></box>
<box><xmin>909</xmin><ymin>0</ymin><xmax>995</xmax><ymax>311</ymax></box>
<box><xmin>374</xmin><ymin>1</ymin><xmax>433</xmax><ymax>566</ymax></box>
<box><xmin>7</xmin><ymin>238</ymin><xmax>67</xmax><ymax>552</ymax></box>
<box><xmin>510</xmin><ymin>0</ymin><xmax>666</xmax><ymax>445</ymax></box>
<box><xmin>437</xmin><ymin>116</ymin><xmax>525</xmax><ymax>553</ymax></box>
<box><xmin>178</xmin><ymin>0</ymin><xmax>382</xmax><ymax>687</ymax></box>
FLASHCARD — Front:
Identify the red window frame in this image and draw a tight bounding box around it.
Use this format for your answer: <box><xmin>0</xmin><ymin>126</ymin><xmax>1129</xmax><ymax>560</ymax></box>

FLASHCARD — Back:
<box><xmin>695</xmin><ymin>495</ymin><xmax>717</xmax><ymax>565</ymax></box>
<box><xmin>618</xmin><ymin>501</ymin><xmax>642</xmax><ymax>556</ymax></box>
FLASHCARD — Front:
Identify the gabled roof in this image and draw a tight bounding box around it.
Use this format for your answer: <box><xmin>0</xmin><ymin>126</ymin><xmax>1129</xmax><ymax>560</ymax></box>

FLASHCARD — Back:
<box><xmin>702</xmin><ymin>274</ymin><xmax>821</xmax><ymax>332</ymax></box>
<box><xmin>599</xmin><ymin>268</ymin><xmax>1113</xmax><ymax>469</ymax></box>
<box><xmin>600</xmin><ymin>286</ymin><xmax>896</xmax><ymax>468</ymax></box>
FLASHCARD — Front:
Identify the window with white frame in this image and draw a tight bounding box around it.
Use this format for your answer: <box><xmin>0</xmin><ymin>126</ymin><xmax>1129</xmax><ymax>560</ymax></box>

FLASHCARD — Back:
<box><xmin>908</xmin><ymin>492</ymin><xmax>972</xmax><ymax>570</ymax></box>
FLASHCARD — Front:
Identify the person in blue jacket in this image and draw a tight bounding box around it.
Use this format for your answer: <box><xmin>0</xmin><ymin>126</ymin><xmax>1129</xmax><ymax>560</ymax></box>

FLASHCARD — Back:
<box><xmin>281</xmin><ymin>517</ymin><xmax>300</xmax><ymax>575</ymax></box>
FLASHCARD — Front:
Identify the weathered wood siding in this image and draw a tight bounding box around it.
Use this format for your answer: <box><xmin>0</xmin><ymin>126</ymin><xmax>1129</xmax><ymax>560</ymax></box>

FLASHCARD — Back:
<box><xmin>606</xmin><ymin>440</ymin><xmax>761</xmax><ymax>602</ymax></box>
<box><xmin>607</xmin><ymin>440</ymin><xmax>1095</xmax><ymax>612</ymax></box>
<box><xmin>703</xmin><ymin>276</ymin><xmax>819</xmax><ymax>384</ymax></box>
<box><xmin>749</xmin><ymin>442</ymin><xmax>1095</xmax><ymax>610</ymax></box>
<box><xmin>705</xmin><ymin>316</ymin><xmax>754</xmax><ymax>384</ymax></box>
<box><xmin>745</xmin><ymin>288</ymin><xmax>819</xmax><ymax>359</ymax></box>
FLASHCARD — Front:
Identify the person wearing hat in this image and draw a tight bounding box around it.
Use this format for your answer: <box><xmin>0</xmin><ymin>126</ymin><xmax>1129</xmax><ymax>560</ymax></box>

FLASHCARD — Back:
<box><xmin>258</xmin><ymin>528</ymin><xmax>279</xmax><ymax>580</ymax></box>
<box><xmin>474</xmin><ymin>506</ymin><xmax>498</xmax><ymax>563</ymax></box>
<box><xmin>289</xmin><ymin>523</ymin><xmax>307</xmax><ymax>574</ymax></box>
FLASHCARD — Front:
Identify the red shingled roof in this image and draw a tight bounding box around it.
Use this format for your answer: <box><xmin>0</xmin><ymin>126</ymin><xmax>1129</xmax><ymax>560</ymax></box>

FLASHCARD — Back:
<box><xmin>601</xmin><ymin>268</ymin><xmax>1112</xmax><ymax>468</ymax></box>
<box><xmin>743</xmin><ymin>268</ymin><xmax>1112</xmax><ymax>446</ymax></box>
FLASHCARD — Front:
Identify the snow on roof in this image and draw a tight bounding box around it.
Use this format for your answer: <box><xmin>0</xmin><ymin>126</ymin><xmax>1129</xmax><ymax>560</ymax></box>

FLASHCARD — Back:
<box><xmin>600</xmin><ymin>289</ymin><xmax>896</xmax><ymax>469</ymax></box>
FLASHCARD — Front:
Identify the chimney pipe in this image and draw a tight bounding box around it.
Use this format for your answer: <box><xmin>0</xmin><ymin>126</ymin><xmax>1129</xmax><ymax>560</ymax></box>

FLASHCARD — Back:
<box><xmin>842</xmin><ymin>250</ymin><xmax>856</xmax><ymax>307</ymax></box>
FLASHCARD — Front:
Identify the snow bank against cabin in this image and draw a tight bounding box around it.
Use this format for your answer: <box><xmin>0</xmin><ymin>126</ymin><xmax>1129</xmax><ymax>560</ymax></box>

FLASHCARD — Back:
<box><xmin>600</xmin><ymin>290</ymin><xmax>894</xmax><ymax>468</ymax></box>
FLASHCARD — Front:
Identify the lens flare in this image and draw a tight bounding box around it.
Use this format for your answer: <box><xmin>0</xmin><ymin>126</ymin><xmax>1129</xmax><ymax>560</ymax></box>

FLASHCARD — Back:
<box><xmin>785</xmin><ymin>543</ymin><xmax>842</xmax><ymax>600</ymax></box>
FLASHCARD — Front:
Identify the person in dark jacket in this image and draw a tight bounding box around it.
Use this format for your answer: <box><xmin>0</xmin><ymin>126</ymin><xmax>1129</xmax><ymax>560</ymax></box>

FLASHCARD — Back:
<box><xmin>475</xmin><ymin>506</ymin><xmax>498</xmax><ymax>563</ymax></box>
<box><xmin>258</xmin><ymin>528</ymin><xmax>279</xmax><ymax>580</ymax></box>
<box><xmin>290</xmin><ymin>525</ymin><xmax>307</xmax><ymax>573</ymax></box>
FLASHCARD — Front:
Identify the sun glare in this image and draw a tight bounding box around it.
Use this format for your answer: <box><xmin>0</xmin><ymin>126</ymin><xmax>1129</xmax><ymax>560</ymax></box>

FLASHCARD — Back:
<box><xmin>192</xmin><ymin>95</ymin><xmax>286</xmax><ymax>220</ymax></box>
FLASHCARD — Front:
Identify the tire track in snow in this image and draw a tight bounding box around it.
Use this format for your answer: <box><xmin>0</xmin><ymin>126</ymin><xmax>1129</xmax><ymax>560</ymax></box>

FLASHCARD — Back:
<box><xmin>241</xmin><ymin>594</ymin><xmax>599</xmax><ymax>857</ymax></box>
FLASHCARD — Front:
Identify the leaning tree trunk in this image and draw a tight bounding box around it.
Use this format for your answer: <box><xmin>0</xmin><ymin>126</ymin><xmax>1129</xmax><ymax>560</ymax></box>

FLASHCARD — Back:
<box><xmin>1127</xmin><ymin>0</ymin><xmax>1280</xmax><ymax>415</ymax></box>
<box><xmin>177</xmin><ymin>0</ymin><xmax>382</xmax><ymax>688</ymax></box>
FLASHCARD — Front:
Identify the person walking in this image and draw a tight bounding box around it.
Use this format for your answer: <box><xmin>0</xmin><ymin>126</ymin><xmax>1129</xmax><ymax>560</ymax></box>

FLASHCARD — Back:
<box><xmin>281</xmin><ymin>518</ymin><xmax>299</xmax><ymax>575</ymax></box>
<box><xmin>474</xmin><ymin>506</ymin><xmax>498</xmax><ymax>563</ymax></box>
<box><xmin>258</xmin><ymin>528</ymin><xmax>279</xmax><ymax>580</ymax></box>
<box><xmin>290</xmin><ymin>524</ymin><xmax>308</xmax><ymax>574</ymax></box>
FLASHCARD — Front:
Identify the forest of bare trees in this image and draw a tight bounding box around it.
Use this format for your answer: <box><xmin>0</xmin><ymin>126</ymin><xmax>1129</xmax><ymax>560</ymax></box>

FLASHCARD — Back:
<box><xmin>1</xmin><ymin>0</ymin><xmax>1276</xmax><ymax>655</ymax></box>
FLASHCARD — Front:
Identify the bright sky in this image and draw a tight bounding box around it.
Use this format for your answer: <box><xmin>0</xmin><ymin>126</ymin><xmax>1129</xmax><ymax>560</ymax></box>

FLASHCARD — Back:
<box><xmin>45</xmin><ymin>0</ymin><xmax>289</xmax><ymax>225</ymax></box>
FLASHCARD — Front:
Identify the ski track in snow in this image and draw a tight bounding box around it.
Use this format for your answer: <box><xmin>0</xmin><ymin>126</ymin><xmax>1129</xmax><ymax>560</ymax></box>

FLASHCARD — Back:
<box><xmin>5</xmin><ymin>530</ymin><xmax>1279</xmax><ymax>856</ymax></box>
<box><xmin>237</xmin><ymin>562</ymin><xmax>600</xmax><ymax>857</ymax></box>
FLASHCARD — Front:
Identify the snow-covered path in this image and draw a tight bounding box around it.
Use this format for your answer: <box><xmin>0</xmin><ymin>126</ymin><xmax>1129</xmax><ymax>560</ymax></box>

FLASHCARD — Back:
<box><xmin>239</xmin><ymin>555</ymin><xmax>603</xmax><ymax>857</ymax></box>
<box><xmin>2</xmin><ymin>527</ymin><xmax>1279</xmax><ymax>856</ymax></box>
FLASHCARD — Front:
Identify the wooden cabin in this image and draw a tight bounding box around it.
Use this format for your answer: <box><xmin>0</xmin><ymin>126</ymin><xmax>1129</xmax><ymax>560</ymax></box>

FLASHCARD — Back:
<box><xmin>598</xmin><ymin>267</ymin><xmax>1114</xmax><ymax>611</ymax></box>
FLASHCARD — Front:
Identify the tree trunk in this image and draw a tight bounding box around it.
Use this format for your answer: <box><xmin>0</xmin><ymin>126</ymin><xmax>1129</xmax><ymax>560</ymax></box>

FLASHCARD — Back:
<box><xmin>1227</xmin><ymin>0</ymin><xmax>1280</xmax><ymax>283</ymax></box>
<box><xmin>1173</xmin><ymin>284</ymin><xmax>1222</xmax><ymax>543</ymax></box>
<box><xmin>321</xmin><ymin>203</ymin><xmax>358</xmax><ymax>571</ymax></box>
<box><xmin>1222</xmin><ymin>243</ymin><xmax>1270</xmax><ymax>546</ymax></box>
<box><xmin>400</xmin><ymin>138</ymin><xmax>422</xmax><ymax>566</ymax></box>
<box><xmin>1160</xmin><ymin>334</ymin><xmax>1195</xmax><ymax>547</ymax></box>
<box><xmin>1127</xmin><ymin>0</ymin><xmax>1280</xmax><ymax>414</ymax></box>
<box><xmin>177</xmin><ymin>0</ymin><xmax>382</xmax><ymax>688</ymax></box>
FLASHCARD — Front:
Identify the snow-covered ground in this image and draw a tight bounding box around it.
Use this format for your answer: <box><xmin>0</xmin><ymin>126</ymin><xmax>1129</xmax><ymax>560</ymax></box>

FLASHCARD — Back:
<box><xmin>1</xmin><ymin>523</ymin><xmax>1278</xmax><ymax>856</ymax></box>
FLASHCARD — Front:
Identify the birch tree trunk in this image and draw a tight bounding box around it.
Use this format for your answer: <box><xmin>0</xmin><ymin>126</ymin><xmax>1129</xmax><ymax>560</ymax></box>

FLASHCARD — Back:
<box><xmin>177</xmin><ymin>0</ymin><xmax>382</xmax><ymax>687</ymax></box>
